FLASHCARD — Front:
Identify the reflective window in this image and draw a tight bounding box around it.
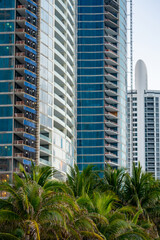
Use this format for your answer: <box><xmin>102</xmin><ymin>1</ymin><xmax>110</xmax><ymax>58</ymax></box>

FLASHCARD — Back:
<box><xmin>78</xmin><ymin>45</ymin><xmax>103</xmax><ymax>52</ymax></box>
<box><xmin>77</xmin><ymin>147</ymin><xmax>104</xmax><ymax>154</ymax></box>
<box><xmin>78</xmin><ymin>7</ymin><xmax>103</xmax><ymax>14</ymax></box>
<box><xmin>78</xmin><ymin>14</ymin><xmax>103</xmax><ymax>21</ymax></box>
<box><xmin>0</xmin><ymin>70</ymin><xmax>14</xmax><ymax>80</ymax></box>
<box><xmin>77</xmin><ymin>115</ymin><xmax>104</xmax><ymax>122</ymax></box>
<box><xmin>78</xmin><ymin>52</ymin><xmax>103</xmax><ymax>60</ymax></box>
<box><xmin>77</xmin><ymin>123</ymin><xmax>104</xmax><ymax>130</ymax></box>
<box><xmin>77</xmin><ymin>91</ymin><xmax>103</xmax><ymax>99</ymax></box>
<box><xmin>0</xmin><ymin>34</ymin><xmax>14</xmax><ymax>44</ymax></box>
<box><xmin>78</xmin><ymin>68</ymin><xmax>103</xmax><ymax>76</ymax></box>
<box><xmin>77</xmin><ymin>139</ymin><xmax>104</xmax><ymax>147</ymax></box>
<box><xmin>77</xmin><ymin>99</ymin><xmax>103</xmax><ymax>107</ymax></box>
<box><xmin>78</xmin><ymin>84</ymin><xmax>103</xmax><ymax>91</ymax></box>
<box><xmin>79</xmin><ymin>155</ymin><xmax>104</xmax><ymax>163</ymax></box>
<box><xmin>78</xmin><ymin>60</ymin><xmax>103</xmax><ymax>68</ymax></box>
<box><xmin>78</xmin><ymin>0</ymin><xmax>103</xmax><ymax>5</ymax></box>
<box><xmin>78</xmin><ymin>22</ymin><xmax>104</xmax><ymax>29</ymax></box>
<box><xmin>0</xmin><ymin>106</ymin><xmax>13</xmax><ymax>116</ymax></box>
<box><xmin>0</xmin><ymin>10</ymin><xmax>15</xmax><ymax>20</ymax></box>
<box><xmin>0</xmin><ymin>46</ymin><xmax>14</xmax><ymax>56</ymax></box>
<box><xmin>77</xmin><ymin>76</ymin><xmax>103</xmax><ymax>83</ymax></box>
<box><xmin>77</xmin><ymin>131</ymin><xmax>104</xmax><ymax>139</ymax></box>
<box><xmin>0</xmin><ymin>82</ymin><xmax>13</xmax><ymax>92</ymax></box>
<box><xmin>0</xmin><ymin>133</ymin><xmax>12</xmax><ymax>144</ymax></box>
<box><xmin>0</xmin><ymin>119</ymin><xmax>12</xmax><ymax>131</ymax></box>
<box><xmin>78</xmin><ymin>29</ymin><xmax>103</xmax><ymax>37</ymax></box>
<box><xmin>0</xmin><ymin>0</ymin><xmax>15</xmax><ymax>8</ymax></box>
<box><xmin>0</xmin><ymin>58</ymin><xmax>14</xmax><ymax>68</ymax></box>
<box><xmin>0</xmin><ymin>146</ymin><xmax>12</xmax><ymax>156</ymax></box>
<box><xmin>0</xmin><ymin>95</ymin><xmax>13</xmax><ymax>105</ymax></box>
<box><xmin>77</xmin><ymin>107</ymin><xmax>104</xmax><ymax>115</ymax></box>
<box><xmin>0</xmin><ymin>22</ymin><xmax>14</xmax><ymax>32</ymax></box>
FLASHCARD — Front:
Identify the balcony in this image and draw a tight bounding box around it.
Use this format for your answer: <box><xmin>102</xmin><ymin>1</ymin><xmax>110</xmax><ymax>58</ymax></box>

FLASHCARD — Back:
<box><xmin>105</xmin><ymin>144</ymin><xmax>118</xmax><ymax>151</ymax></box>
<box><xmin>15</xmin><ymin>64</ymin><xmax>25</xmax><ymax>69</ymax></box>
<box><xmin>15</xmin><ymin>88</ymin><xmax>24</xmax><ymax>93</ymax></box>
<box><xmin>16</xmin><ymin>101</ymin><xmax>24</xmax><ymax>106</ymax></box>
<box><xmin>105</xmin><ymin>49</ymin><xmax>118</xmax><ymax>58</ymax></box>
<box><xmin>105</xmin><ymin>73</ymin><xmax>118</xmax><ymax>81</ymax></box>
<box><xmin>105</xmin><ymin>88</ymin><xmax>117</xmax><ymax>96</ymax></box>
<box><xmin>40</xmin><ymin>158</ymin><xmax>51</xmax><ymax>166</ymax></box>
<box><xmin>105</xmin><ymin>80</ymin><xmax>118</xmax><ymax>89</ymax></box>
<box><xmin>105</xmin><ymin>104</ymin><xmax>118</xmax><ymax>112</ymax></box>
<box><xmin>105</xmin><ymin>159</ymin><xmax>119</xmax><ymax>167</ymax></box>
<box><xmin>105</xmin><ymin>11</ymin><xmax>118</xmax><ymax>20</ymax></box>
<box><xmin>16</xmin><ymin>16</ymin><xmax>25</xmax><ymax>21</ymax></box>
<box><xmin>105</xmin><ymin>57</ymin><xmax>118</xmax><ymax>66</ymax></box>
<box><xmin>105</xmin><ymin>128</ymin><xmax>118</xmax><ymax>135</ymax></box>
<box><xmin>105</xmin><ymin>120</ymin><xmax>118</xmax><ymax>127</ymax></box>
<box><xmin>15</xmin><ymin>40</ymin><xmax>25</xmax><ymax>45</ymax></box>
<box><xmin>105</xmin><ymin>97</ymin><xmax>118</xmax><ymax>104</ymax></box>
<box><xmin>40</xmin><ymin>134</ymin><xmax>52</xmax><ymax>144</ymax></box>
<box><xmin>14</xmin><ymin>128</ymin><xmax>24</xmax><ymax>133</ymax></box>
<box><xmin>105</xmin><ymin>112</ymin><xmax>118</xmax><ymax>120</ymax></box>
<box><xmin>15</xmin><ymin>52</ymin><xmax>25</xmax><ymax>57</ymax></box>
<box><xmin>105</xmin><ymin>65</ymin><xmax>118</xmax><ymax>73</ymax></box>
<box><xmin>105</xmin><ymin>19</ymin><xmax>118</xmax><ymax>28</ymax></box>
<box><xmin>15</xmin><ymin>76</ymin><xmax>25</xmax><ymax>81</ymax></box>
<box><xmin>15</xmin><ymin>28</ymin><xmax>25</xmax><ymax>33</ymax></box>
<box><xmin>40</xmin><ymin>146</ymin><xmax>52</xmax><ymax>156</ymax></box>
<box><xmin>14</xmin><ymin>140</ymin><xmax>24</xmax><ymax>145</ymax></box>
<box><xmin>105</xmin><ymin>152</ymin><xmax>117</xmax><ymax>159</ymax></box>
<box><xmin>105</xmin><ymin>27</ymin><xmax>117</xmax><ymax>36</ymax></box>
<box><xmin>105</xmin><ymin>136</ymin><xmax>118</xmax><ymax>143</ymax></box>
<box><xmin>105</xmin><ymin>34</ymin><xmax>118</xmax><ymax>43</ymax></box>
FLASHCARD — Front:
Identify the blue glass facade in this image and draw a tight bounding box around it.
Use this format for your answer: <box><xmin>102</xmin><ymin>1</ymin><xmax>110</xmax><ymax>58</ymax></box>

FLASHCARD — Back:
<box><xmin>77</xmin><ymin>0</ymin><xmax>127</xmax><ymax>172</ymax></box>
<box><xmin>0</xmin><ymin>0</ymin><xmax>38</xmax><ymax>186</ymax></box>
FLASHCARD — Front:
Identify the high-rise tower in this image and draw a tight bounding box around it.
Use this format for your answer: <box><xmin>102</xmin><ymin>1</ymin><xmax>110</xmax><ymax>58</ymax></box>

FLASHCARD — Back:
<box><xmin>128</xmin><ymin>60</ymin><xmax>160</xmax><ymax>179</ymax></box>
<box><xmin>77</xmin><ymin>0</ymin><xmax>127</xmax><ymax>173</ymax></box>
<box><xmin>0</xmin><ymin>0</ymin><xmax>76</xmax><ymax>190</ymax></box>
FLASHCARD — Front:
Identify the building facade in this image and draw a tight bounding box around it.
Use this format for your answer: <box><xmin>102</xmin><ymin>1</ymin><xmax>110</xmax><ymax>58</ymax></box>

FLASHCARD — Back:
<box><xmin>128</xmin><ymin>60</ymin><xmax>160</xmax><ymax>179</ymax></box>
<box><xmin>77</xmin><ymin>0</ymin><xmax>127</xmax><ymax>173</ymax></box>
<box><xmin>0</xmin><ymin>0</ymin><xmax>76</xmax><ymax>190</ymax></box>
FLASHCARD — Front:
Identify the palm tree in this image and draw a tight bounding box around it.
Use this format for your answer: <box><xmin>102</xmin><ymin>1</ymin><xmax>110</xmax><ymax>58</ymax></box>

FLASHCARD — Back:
<box><xmin>67</xmin><ymin>164</ymin><xmax>100</xmax><ymax>198</ymax></box>
<box><xmin>0</xmin><ymin>165</ymin><xmax>105</xmax><ymax>240</ymax></box>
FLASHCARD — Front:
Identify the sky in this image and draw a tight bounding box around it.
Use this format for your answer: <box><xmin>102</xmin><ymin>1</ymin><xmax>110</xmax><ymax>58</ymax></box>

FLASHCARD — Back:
<box><xmin>133</xmin><ymin>0</ymin><xmax>160</xmax><ymax>90</ymax></box>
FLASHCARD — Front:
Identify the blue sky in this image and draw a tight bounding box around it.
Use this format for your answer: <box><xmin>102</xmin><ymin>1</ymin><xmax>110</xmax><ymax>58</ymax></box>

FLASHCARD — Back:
<box><xmin>133</xmin><ymin>0</ymin><xmax>160</xmax><ymax>90</ymax></box>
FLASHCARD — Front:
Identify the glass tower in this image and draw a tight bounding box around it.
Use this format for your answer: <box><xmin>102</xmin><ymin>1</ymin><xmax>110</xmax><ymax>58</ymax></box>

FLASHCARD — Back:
<box><xmin>77</xmin><ymin>0</ymin><xmax>127</xmax><ymax>173</ymax></box>
<box><xmin>0</xmin><ymin>0</ymin><xmax>76</xmax><ymax>191</ymax></box>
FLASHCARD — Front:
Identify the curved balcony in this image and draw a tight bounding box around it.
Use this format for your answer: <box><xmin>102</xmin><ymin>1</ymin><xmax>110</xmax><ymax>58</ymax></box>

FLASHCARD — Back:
<box><xmin>105</xmin><ymin>97</ymin><xmax>118</xmax><ymax>104</ymax></box>
<box><xmin>105</xmin><ymin>65</ymin><xmax>118</xmax><ymax>74</ymax></box>
<box><xmin>105</xmin><ymin>41</ymin><xmax>118</xmax><ymax>51</ymax></box>
<box><xmin>105</xmin><ymin>120</ymin><xmax>118</xmax><ymax>128</ymax></box>
<box><xmin>105</xmin><ymin>11</ymin><xmax>118</xmax><ymax>20</ymax></box>
<box><xmin>40</xmin><ymin>146</ymin><xmax>52</xmax><ymax>156</ymax></box>
<box><xmin>105</xmin><ymin>152</ymin><xmax>117</xmax><ymax>159</ymax></box>
<box><xmin>105</xmin><ymin>159</ymin><xmax>119</xmax><ymax>167</ymax></box>
<box><xmin>105</xmin><ymin>112</ymin><xmax>118</xmax><ymax>120</ymax></box>
<box><xmin>105</xmin><ymin>80</ymin><xmax>118</xmax><ymax>89</ymax></box>
<box><xmin>105</xmin><ymin>34</ymin><xmax>118</xmax><ymax>43</ymax></box>
<box><xmin>105</xmin><ymin>73</ymin><xmax>118</xmax><ymax>81</ymax></box>
<box><xmin>105</xmin><ymin>128</ymin><xmax>118</xmax><ymax>135</ymax></box>
<box><xmin>105</xmin><ymin>49</ymin><xmax>118</xmax><ymax>58</ymax></box>
<box><xmin>104</xmin><ymin>4</ymin><xmax>118</xmax><ymax>14</ymax></box>
<box><xmin>105</xmin><ymin>88</ymin><xmax>117</xmax><ymax>96</ymax></box>
<box><xmin>105</xmin><ymin>19</ymin><xmax>118</xmax><ymax>28</ymax></box>
<box><xmin>105</xmin><ymin>27</ymin><xmax>117</xmax><ymax>36</ymax></box>
<box><xmin>105</xmin><ymin>57</ymin><xmax>118</xmax><ymax>66</ymax></box>
<box><xmin>105</xmin><ymin>104</ymin><xmax>118</xmax><ymax>112</ymax></box>
<box><xmin>105</xmin><ymin>136</ymin><xmax>118</xmax><ymax>143</ymax></box>
<box><xmin>105</xmin><ymin>144</ymin><xmax>118</xmax><ymax>151</ymax></box>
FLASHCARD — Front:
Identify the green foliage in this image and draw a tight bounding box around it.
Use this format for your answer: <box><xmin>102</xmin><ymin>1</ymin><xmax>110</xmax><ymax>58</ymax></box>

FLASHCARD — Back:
<box><xmin>0</xmin><ymin>161</ymin><xmax>160</xmax><ymax>239</ymax></box>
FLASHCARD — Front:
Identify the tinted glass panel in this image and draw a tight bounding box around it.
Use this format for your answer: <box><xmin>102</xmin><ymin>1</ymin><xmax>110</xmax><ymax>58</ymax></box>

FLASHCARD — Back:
<box><xmin>0</xmin><ymin>58</ymin><xmax>14</xmax><ymax>68</ymax></box>
<box><xmin>77</xmin><ymin>115</ymin><xmax>104</xmax><ymax>122</ymax></box>
<box><xmin>77</xmin><ymin>107</ymin><xmax>104</xmax><ymax>115</ymax></box>
<box><xmin>0</xmin><ymin>133</ymin><xmax>12</xmax><ymax>144</ymax></box>
<box><xmin>78</xmin><ymin>60</ymin><xmax>103</xmax><ymax>68</ymax></box>
<box><xmin>77</xmin><ymin>131</ymin><xmax>104</xmax><ymax>139</ymax></box>
<box><xmin>78</xmin><ymin>45</ymin><xmax>103</xmax><ymax>52</ymax></box>
<box><xmin>0</xmin><ymin>95</ymin><xmax>12</xmax><ymax>104</ymax></box>
<box><xmin>0</xmin><ymin>70</ymin><xmax>14</xmax><ymax>80</ymax></box>
<box><xmin>0</xmin><ymin>46</ymin><xmax>14</xmax><ymax>56</ymax></box>
<box><xmin>78</xmin><ymin>7</ymin><xmax>103</xmax><ymax>13</ymax></box>
<box><xmin>0</xmin><ymin>0</ymin><xmax>15</xmax><ymax>8</ymax></box>
<box><xmin>77</xmin><ymin>76</ymin><xmax>104</xmax><ymax>83</ymax></box>
<box><xmin>77</xmin><ymin>139</ymin><xmax>104</xmax><ymax>146</ymax></box>
<box><xmin>78</xmin><ymin>22</ymin><xmax>104</xmax><ymax>29</ymax></box>
<box><xmin>0</xmin><ymin>106</ymin><xmax>13</xmax><ymax>116</ymax></box>
<box><xmin>78</xmin><ymin>68</ymin><xmax>103</xmax><ymax>75</ymax></box>
<box><xmin>0</xmin><ymin>34</ymin><xmax>14</xmax><ymax>44</ymax></box>
<box><xmin>0</xmin><ymin>22</ymin><xmax>14</xmax><ymax>32</ymax></box>
<box><xmin>78</xmin><ymin>84</ymin><xmax>103</xmax><ymax>91</ymax></box>
<box><xmin>0</xmin><ymin>10</ymin><xmax>15</xmax><ymax>20</ymax></box>
<box><xmin>78</xmin><ymin>37</ymin><xmax>103</xmax><ymax>45</ymax></box>
<box><xmin>78</xmin><ymin>29</ymin><xmax>103</xmax><ymax>37</ymax></box>
<box><xmin>78</xmin><ymin>0</ymin><xmax>103</xmax><ymax>5</ymax></box>
<box><xmin>77</xmin><ymin>92</ymin><xmax>103</xmax><ymax>99</ymax></box>
<box><xmin>0</xmin><ymin>82</ymin><xmax>13</xmax><ymax>92</ymax></box>
<box><xmin>77</xmin><ymin>123</ymin><xmax>104</xmax><ymax>130</ymax></box>
<box><xmin>77</xmin><ymin>147</ymin><xmax>104</xmax><ymax>154</ymax></box>
<box><xmin>0</xmin><ymin>146</ymin><xmax>12</xmax><ymax>156</ymax></box>
<box><xmin>77</xmin><ymin>99</ymin><xmax>103</xmax><ymax>107</ymax></box>
<box><xmin>78</xmin><ymin>14</ymin><xmax>103</xmax><ymax>21</ymax></box>
<box><xmin>0</xmin><ymin>119</ymin><xmax>12</xmax><ymax>131</ymax></box>
<box><xmin>78</xmin><ymin>52</ymin><xmax>103</xmax><ymax>59</ymax></box>
<box><xmin>78</xmin><ymin>156</ymin><xmax>104</xmax><ymax>163</ymax></box>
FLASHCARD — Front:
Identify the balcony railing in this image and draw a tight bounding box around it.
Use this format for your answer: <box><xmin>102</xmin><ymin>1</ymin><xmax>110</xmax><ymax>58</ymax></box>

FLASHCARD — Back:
<box><xmin>16</xmin><ymin>28</ymin><xmax>25</xmax><ymax>32</ymax></box>
<box><xmin>14</xmin><ymin>140</ymin><xmax>24</xmax><ymax>144</ymax></box>
<box><xmin>16</xmin><ymin>17</ymin><xmax>25</xmax><ymax>20</ymax></box>
<box><xmin>14</xmin><ymin>113</ymin><xmax>24</xmax><ymax>117</ymax></box>
<box><xmin>16</xmin><ymin>40</ymin><xmax>25</xmax><ymax>44</ymax></box>
<box><xmin>15</xmin><ymin>76</ymin><xmax>25</xmax><ymax>80</ymax></box>
<box><xmin>16</xmin><ymin>101</ymin><xmax>24</xmax><ymax>105</ymax></box>
<box><xmin>15</xmin><ymin>89</ymin><xmax>24</xmax><ymax>93</ymax></box>
<box><xmin>15</xmin><ymin>64</ymin><xmax>25</xmax><ymax>69</ymax></box>
<box><xmin>14</xmin><ymin>128</ymin><xmax>24</xmax><ymax>132</ymax></box>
